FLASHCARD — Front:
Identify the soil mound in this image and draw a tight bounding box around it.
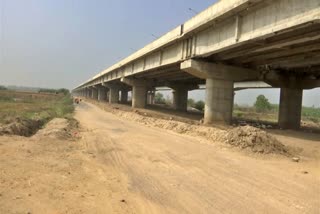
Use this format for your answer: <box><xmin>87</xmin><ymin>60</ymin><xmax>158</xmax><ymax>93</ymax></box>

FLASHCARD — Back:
<box><xmin>0</xmin><ymin>118</ymin><xmax>43</xmax><ymax>137</ymax></box>
<box><xmin>93</xmin><ymin>101</ymin><xmax>292</xmax><ymax>156</ymax></box>
<box><xmin>34</xmin><ymin>118</ymin><xmax>79</xmax><ymax>140</ymax></box>
<box><xmin>116</xmin><ymin>110</ymin><xmax>227</xmax><ymax>142</ymax></box>
<box><xmin>225</xmin><ymin>126</ymin><xmax>288</xmax><ymax>154</ymax></box>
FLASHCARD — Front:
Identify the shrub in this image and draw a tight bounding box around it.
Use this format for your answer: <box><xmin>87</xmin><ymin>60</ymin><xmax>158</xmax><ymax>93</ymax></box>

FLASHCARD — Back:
<box><xmin>0</xmin><ymin>86</ymin><xmax>7</xmax><ymax>91</ymax></box>
<box><xmin>154</xmin><ymin>92</ymin><xmax>166</xmax><ymax>104</ymax></box>
<box><xmin>254</xmin><ymin>95</ymin><xmax>272</xmax><ymax>112</ymax></box>
<box><xmin>188</xmin><ymin>98</ymin><xmax>195</xmax><ymax>107</ymax></box>
<box><xmin>194</xmin><ymin>101</ymin><xmax>205</xmax><ymax>111</ymax></box>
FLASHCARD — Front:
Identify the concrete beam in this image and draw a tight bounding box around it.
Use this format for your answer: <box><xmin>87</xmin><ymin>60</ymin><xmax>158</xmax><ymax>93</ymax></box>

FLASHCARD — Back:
<box><xmin>299</xmin><ymin>79</ymin><xmax>320</xmax><ymax>89</ymax></box>
<box><xmin>234</xmin><ymin>81</ymin><xmax>272</xmax><ymax>91</ymax></box>
<box><xmin>121</xmin><ymin>78</ymin><xmax>154</xmax><ymax>88</ymax></box>
<box><xmin>264</xmin><ymin>71</ymin><xmax>320</xmax><ymax>89</ymax></box>
<box><xmin>180</xmin><ymin>59</ymin><xmax>259</xmax><ymax>81</ymax></box>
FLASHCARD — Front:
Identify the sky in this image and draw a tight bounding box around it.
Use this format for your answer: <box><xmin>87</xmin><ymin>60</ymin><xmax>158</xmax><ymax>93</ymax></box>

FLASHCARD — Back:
<box><xmin>0</xmin><ymin>0</ymin><xmax>213</xmax><ymax>88</ymax></box>
<box><xmin>0</xmin><ymin>0</ymin><xmax>319</xmax><ymax>107</ymax></box>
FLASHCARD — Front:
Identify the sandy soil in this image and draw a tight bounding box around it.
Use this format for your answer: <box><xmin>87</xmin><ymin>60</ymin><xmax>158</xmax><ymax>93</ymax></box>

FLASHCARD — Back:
<box><xmin>0</xmin><ymin>102</ymin><xmax>319</xmax><ymax>214</ymax></box>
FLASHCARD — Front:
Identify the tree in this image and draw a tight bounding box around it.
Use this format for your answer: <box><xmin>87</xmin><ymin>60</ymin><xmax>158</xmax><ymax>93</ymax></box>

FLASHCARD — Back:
<box><xmin>254</xmin><ymin>95</ymin><xmax>272</xmax><ymax>112</ymax></box>
<box><xmin>194</xmin><ymin>101</ymin><xmax>205</xmax><ymax>111</ymax></box>
<box><xmin>57</xmin><ymin>88</ymin><xmax>70</xmax><ymax>95</ymax></box>
<box><xmin>0</xmin><ymin>86</ymin><xmax>7</xmax><ymax>90</ymax></box>
<box><xmin>38</xmin><ymin>88</ymin><xmax>70</xmax><ymax>95</ymax></box>
<box><xmin>154</xmin><ymin>92</ymin><xmax>166</xmax><ymax>104</ymax></box>
<box><xmin>188</xmin><ymin>98</ymin><xmax>195</xmax><ymax>107</ymax></box>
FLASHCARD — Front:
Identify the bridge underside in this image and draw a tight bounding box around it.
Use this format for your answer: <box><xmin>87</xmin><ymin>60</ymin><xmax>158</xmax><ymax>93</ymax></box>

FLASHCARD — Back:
<box><xmin>74</xmin><ymin>4</ymin><xmax>320</xmax><ymax>130</ymax></box>
<box><xmin>110</xmin><ymin>22</ymin><xmax>320</xmax><ymax>86</ymax></box>
<box><xmin>210</xmin><ymin>22</ymin><xmax>320</xmax><ymax>78</ymax></box>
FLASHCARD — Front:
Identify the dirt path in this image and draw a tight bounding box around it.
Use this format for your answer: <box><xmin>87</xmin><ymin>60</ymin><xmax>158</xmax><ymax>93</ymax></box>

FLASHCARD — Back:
<box><xmin>0</xmin><ymin>102</ymin><xmax>319</xmax><ymax>213</ymax></box>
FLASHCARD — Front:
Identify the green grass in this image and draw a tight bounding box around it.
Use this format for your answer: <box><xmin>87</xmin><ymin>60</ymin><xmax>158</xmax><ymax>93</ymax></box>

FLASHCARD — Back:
<box><xmin>233</xmin><ymin>104</ymin><xmax>320</xmax><ymax>124</ymax></box>
<box><xmin>302</xmin><ymin>106</ymin><xmax>320</xmax><ymax>123</ymax></box>
<box><xmin>0</xmin><ymin>91</ymin><xmax>74</xmax><ymax>124</ymax></box>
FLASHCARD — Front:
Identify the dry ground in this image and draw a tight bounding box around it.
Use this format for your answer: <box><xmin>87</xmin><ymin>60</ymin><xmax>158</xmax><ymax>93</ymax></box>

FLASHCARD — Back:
<box><xmin>0</xmin><ymin>101</ymin><xmax>319</xmax><ymax>214</ymax></box>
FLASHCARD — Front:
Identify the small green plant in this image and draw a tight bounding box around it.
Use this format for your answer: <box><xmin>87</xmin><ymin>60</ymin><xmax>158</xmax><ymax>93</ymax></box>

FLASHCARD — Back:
<box><xmin>194</xmin><ymin>101</ymin><xmax>205</xmax><ymax>111</ymax></box>
<box><xmin>154</xmin><ymin>92</ymin><xmax>166</xmax><ymax>104</ymax></box>
<box><xmin>236</xmin><ymin>112</ymin><xmax>243</xmax><ymax>118</ymax></box>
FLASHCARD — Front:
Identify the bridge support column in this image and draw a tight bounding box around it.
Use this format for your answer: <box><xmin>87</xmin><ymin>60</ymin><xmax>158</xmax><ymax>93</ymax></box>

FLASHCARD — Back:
<box><xmin>205</xmin><ymin>78</ymin><xmax>234</xmax><ymax>124</ymax></box>
<box><xmin>278</xmin><ymin>88</ymin><xmax>303</xmax><ymax>129</ymax></box>
<box><xmin>120</xmin><ymin>89</ymin><xmax>128</xmax><ymax>103</ymax></box>
<box><xmin>132</xmin><ymin>86</ymin><xmax>147</xmax><ymax>108</ymax></box>
<box><xmin>102</xmin><ymin>83</ymin><xmax>119</xmax><ymax>104</ymax></box>
<box><xmin>264</xmin><ymin>72</ymin><xmax>320</xmax><ymax>129</ymax></box>
<box><xmin>86</xmin><ymin>88</ymin><xmax>92</xmax><ymax>98</ymax></box>
<box><xmin>89</xmin><ymin>89</ymin><xmax>92</xmax><ymax>98</ymax></box>
<box><xmin>98</xmin><ymin>86</ymin><xmax>107</xmax><ymax>101</ymax></box>
<box><xmin>181</xmin><ymin>59</ymin><xmax>258</xmax><ymax>125</ymax></box>
<box><xmin>92</xmin><ymin>87</ymin><xmax>98</xmax><ymax>100</ymax></box>
<box><xmin>109</xmin><ymin>88</ymin><xmax>119</xmax><ymax>104</ymax></box>
<box><xmin>167</xmin><ymin>83</ymin><xmax>198</xmax><ymax>111</ymax></box>
<box><xmin>147</xmin><ymin>91</ymin><xmax>155</xmax><ymax>105</ymax></box>
<box><xmin>106</xmin><ymin>90</ymin><xmax>110</xmax><ymax>102</ymax></box>
<box><xmin>121</xmin><ymin>78</ymin><xmax>154</xmax><ymax>108</ymax></box>
<box><xmin>173</xmin><ymin>88</ymin><xmax>188</xmax><ymax>111</ymax></box>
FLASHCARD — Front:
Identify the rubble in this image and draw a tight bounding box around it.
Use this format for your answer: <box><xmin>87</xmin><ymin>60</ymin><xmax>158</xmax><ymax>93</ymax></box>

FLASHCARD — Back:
<box><xmin>225</xmin><ymin>126</ymin><xmax>289</xmax><ymax>154</ymax></box>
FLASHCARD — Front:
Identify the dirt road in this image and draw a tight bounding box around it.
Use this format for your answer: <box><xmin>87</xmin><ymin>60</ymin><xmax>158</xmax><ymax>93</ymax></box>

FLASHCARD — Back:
<box><xmin>1</xmin><ymin>102</ymin><xmax>319</xmax><ymax>213</ymax></box>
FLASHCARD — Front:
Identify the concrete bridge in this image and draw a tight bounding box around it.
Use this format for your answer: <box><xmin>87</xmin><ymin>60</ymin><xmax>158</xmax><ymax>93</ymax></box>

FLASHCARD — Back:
<box><xmin>73</xmin><ymin>0</ymin><xmax>320</xmax><ymax>129</ymax></box>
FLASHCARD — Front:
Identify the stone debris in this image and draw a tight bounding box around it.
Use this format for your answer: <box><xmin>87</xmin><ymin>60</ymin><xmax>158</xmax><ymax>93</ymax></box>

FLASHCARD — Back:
<box><xmin>292</xmin><ymin>157</ymin><xmax>300</xmax><ymax>162</ymax></box>
<box><xmin>225</xmin><ymin>126</ymin><xmax>289</xmax><ymax>154</ymax></box>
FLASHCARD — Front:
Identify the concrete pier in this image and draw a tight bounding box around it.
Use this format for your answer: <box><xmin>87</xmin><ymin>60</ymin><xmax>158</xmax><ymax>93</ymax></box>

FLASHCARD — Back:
<box><xmin>180</xmin><ymin>60</ymin><xmax>255</xmax><ymax>124</ymax></box>
<box><xmin>278</xmin><ymin>88</ymin><xmax>303</xmax><ymax>129</ymax></box>
<box><xmin>147</xmin><ymin>91</ymin><xmax>155</xmax><ymax>105</ymax></box>
<box><xmin>120</xmin><ymin>89</ymin><xmax>128</xmax><ymax>103</ymax></box>
<box><xmin>85</xmin><ymin>88</ymin><xmax>89</xmax><ymax>98</ymax></box>
<box><xmin>109</xmin><ymin>88</ymin><xmax>119</xmax><ymax>104</ymax></box>
<box><xmin>102</xmin><ymin>83</ymin><xmax>120</xmax><ymax>104</ymax></box>
<box><xmin>167</xmin><ymin>83</ymin><xmax>198</xmax><ymax>111</ymax></box>
<box><xmin>92</xmin><ymin>87</ymin><xmax>98</xmax><ymax>100</ymax></box>
<box><xmin>98</xmin><ymin>86</ymin><xmax>107</xmax><ymax>101</ymax></box>
<box><xmin>133</xmin><ymin>86</ymin><xmax>147</xmax><ymax>108</ymax></box>
<box><xmin>205</xmin><ymin>79</ymin><xmax>234</xmax><ymax>124</ymax></box>
<box><xmin>173</xmin><ymin>88</ymin><xmax>188</xmax><ymax>111</ymax></box>
<box><xmin>121</xmin><ymin>78</ymin><xmax>153</xmax><ymax>108</ymax></box>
